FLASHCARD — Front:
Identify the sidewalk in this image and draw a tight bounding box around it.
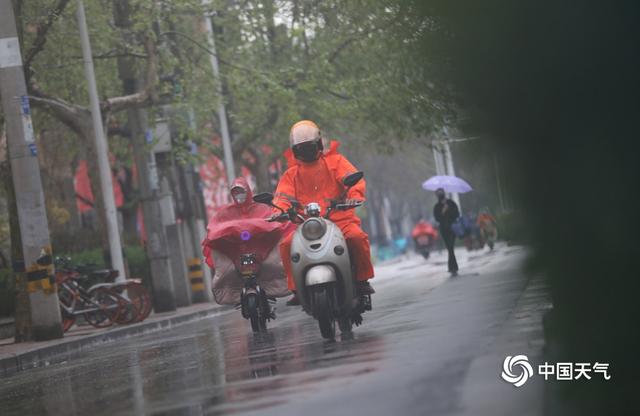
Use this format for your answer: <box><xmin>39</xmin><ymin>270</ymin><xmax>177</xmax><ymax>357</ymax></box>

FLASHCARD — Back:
<box><xmin>0</xmin><ymin>301</ymin><xmax>233</xmax><ymax>378</ymax></box>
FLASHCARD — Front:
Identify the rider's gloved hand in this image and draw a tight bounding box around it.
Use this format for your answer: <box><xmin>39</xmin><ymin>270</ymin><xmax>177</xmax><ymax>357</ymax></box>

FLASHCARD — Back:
<box><xmin>345</xmin><ymin>199</ymin><xmax>363</xmax><ymax>206</ymax></box>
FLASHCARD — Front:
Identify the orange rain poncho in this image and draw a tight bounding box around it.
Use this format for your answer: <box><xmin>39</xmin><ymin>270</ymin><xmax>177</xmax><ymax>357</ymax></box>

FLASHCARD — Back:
<box><xmin>476</xmin><ymin>213</ymin><xmax>496</xmax><ymax>230</ymax></box>
<box><xmin>412</xmin><ymin>220</ymin><xmax>438</xmax><ymax>240</ymax></box>
<box><xmin>274</xmin><ymin>141</ymin><xmax>374</xmax><ymax>290</ymax></box>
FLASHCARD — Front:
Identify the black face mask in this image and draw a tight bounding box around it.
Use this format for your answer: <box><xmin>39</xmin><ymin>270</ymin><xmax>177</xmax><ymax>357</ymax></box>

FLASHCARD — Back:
<box><xmin>292</xmin><ymin>139</ymin><xmax>323</xmax><ymax>162</ymax></box>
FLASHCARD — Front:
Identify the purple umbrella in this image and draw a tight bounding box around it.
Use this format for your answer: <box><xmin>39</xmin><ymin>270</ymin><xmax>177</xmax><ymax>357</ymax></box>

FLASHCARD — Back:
<box><xmin>422</xmin><ymin>175</ymin><xmax>473</xmax><ymax>193</ymax></box>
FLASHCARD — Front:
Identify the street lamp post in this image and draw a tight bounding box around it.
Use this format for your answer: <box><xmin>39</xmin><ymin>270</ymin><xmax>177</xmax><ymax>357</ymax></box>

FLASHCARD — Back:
<box><xmin>76</xmin><ymin>0</ymin><xmax>125</xmax><ymax>281</ymax></box>
<box><xmin>203</xmin><ymin>9</ymin><xmax>235</xmax><ymax>183</ymax></box>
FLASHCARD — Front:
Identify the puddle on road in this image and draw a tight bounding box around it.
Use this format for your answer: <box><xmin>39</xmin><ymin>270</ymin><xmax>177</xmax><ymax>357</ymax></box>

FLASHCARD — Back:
<box><xmin>0</xmin><ymin>310</ymin><xmax>385</xmax><ymax>416</ymax></box>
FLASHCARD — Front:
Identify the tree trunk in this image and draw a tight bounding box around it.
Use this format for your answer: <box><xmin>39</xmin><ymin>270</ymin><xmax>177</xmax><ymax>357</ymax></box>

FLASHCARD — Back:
<box><xmin>83</xmin><ymin>126</ymin><xmax>109</xmax><ymax>245</ymax></box>
<box><xmin>247</xmin><ymin>147</ymin><xmax>272</xmax><ymax>192</ymax></box>
<box><xmin>114</xmin><ymin>0</ymin><xmax>176</xmax><ymax>311</ymax></box>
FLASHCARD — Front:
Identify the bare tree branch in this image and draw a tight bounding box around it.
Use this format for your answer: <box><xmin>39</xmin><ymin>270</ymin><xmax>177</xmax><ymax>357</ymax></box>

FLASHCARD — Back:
<box><xmin>28</xmin><ymin>83</ymin><xmax>90</xmax><ymax>136</ymax></box>
<box><xmin>325</xmin><ymin>15</ymin><xmax>403</xmax><ymax>65</ymax></box>
<box><xmin>69</xmin><ymin>50</ymin><xmax>148</xmax><ymax>60</ymax></box>
<box><xmin>159</xmin><ymin>30</ymin><xmax>273</xmax><ymax>77</ymax></box>
<box><xmin>322</xmin><ymin>88</ymin><xmax>353</xmax><ymax>100</ymax></box>
<box><xmin>23</xmin><ymin>0</ymin><xmax>72</xmax><ymax>80</ymax></box>
<box><xmin>327</xmin><ymin>37</ymin><xmax>359</xmax><ymax>64</ymax></box>
<box><xmin>28</xmin><ymin>32</ymin><xmax>168</xmax><ymax>138</ymax></box>
<box><xmin>103</xmin><ymin>34</ymin><xmax>159</xmax><ymax>113</ymax></box>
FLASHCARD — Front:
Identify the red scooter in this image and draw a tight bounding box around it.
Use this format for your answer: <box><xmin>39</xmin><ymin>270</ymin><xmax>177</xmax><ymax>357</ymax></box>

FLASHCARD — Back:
<box><xmin>412</xmin><ymin>220</ymin><xmax>438</xmax><ymax>260</ymax></box>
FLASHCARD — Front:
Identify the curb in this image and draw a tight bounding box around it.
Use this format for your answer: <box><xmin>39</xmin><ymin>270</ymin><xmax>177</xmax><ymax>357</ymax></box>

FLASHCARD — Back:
<box><xmin>0</xmin><ymin>304</ymin><xmax>233</xmax><ymax>378</ymax></box>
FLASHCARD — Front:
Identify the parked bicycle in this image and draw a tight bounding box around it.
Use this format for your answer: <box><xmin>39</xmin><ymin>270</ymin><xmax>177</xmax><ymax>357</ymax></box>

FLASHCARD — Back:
<box><xmin>55</xmin><ymin>257</ymin><xmax>152</xmax><ymax>332</ymax></box>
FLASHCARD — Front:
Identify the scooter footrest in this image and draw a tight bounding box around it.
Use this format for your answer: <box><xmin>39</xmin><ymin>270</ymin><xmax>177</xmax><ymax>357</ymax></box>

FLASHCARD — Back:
<box><xmin>359</xmin><ymin>295</ymin><xmax>372</xmax><ymax>311</ymax></box>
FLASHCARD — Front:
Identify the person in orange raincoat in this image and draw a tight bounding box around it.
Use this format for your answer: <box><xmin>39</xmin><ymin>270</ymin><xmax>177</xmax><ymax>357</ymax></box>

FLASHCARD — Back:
<box><xmin>273</xmin><ymin>120</ymin><xmax>375</xmax><ymax>305</ymax></box>
<box><xmin>411</xmin><ymin>218</ymin><xmax>438</xmax><ymax>259</ymax></box>
<box><xmin>476</xmin><ymin>208</ymin><xmax>498</xmax><ymax>250</ymax></box>
<box><xmin>411</xmin><ymin>219</ymin><xmax>438</xmax><ymax>245</ymax></box>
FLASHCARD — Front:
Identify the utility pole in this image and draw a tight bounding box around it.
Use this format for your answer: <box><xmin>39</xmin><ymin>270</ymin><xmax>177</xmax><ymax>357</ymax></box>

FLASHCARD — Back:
<box><xmin>431</xmin><ymin>138</ymin><xmax>461</xmax><ymax>210</ymax></box>
<box><xmin>494</xmin><ymin>153</ymin><xmax>506</xmax><ymax>213</ymax></box>
<box><xmin>203</xmin><ymin>9</ymin><xmax>235</xmax><ymax>183</ymax></box>
<box><xmin>440</xmin><ymin>127</ymin><xmax>461</xmax><ymax>211</ymax></box>
<box><xmin>0</xmin><ymin>0</ymin><xmax>62</xmax><ymax>340</ymax></box>
<box><xmin>112</xmin><ymin>0</ymin><xmax>176</xmax><ymax>312</ymax></box>
<box><xmin>441</xmin><ymin>139</ymin><xmax>461</xmax><ymax>211</ymax></box>
<box><xmin>131</xmin><ymin>114</ymin><xmax>177</xmax><ymax>312</ymax></box>
<box><xmin>431</xmin><ymin>141</ymin><xmax>446</xmax><ymax>176</ymax></box>
<box><xmin>152</xmin><ymin>117</ymin><xmax>191</xmax><ymax>307</ymax></box>
<box><xmin>76</xmin><ymin>0</ymin><xmax>125</xmax><ymax>281</ymax></box>
<box><xmin>166</xmin><ymin>107</ymin><xmax>213</xmax><ymax>303</ymax></box>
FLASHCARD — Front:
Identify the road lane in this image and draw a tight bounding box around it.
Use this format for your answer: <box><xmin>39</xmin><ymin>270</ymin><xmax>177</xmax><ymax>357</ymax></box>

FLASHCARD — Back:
<box><xmin>0</xmin><ymin>245</ymin><xmax>545</xmax><ymax>416</ymax></box>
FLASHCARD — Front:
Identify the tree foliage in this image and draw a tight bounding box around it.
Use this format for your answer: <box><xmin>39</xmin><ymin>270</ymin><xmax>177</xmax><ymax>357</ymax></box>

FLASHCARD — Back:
<box><xmin>6</xmin><ymin>0</ymin><xmax>451</xmax><ymax>246</ymax></box>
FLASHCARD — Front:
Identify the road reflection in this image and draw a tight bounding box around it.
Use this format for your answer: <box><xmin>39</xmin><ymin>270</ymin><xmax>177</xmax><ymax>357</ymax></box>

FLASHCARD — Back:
<box><xmin>216</xmin><ymin>312</ymin><xmax>385</xmax><ymax>413</ymax></box>
<box><xmin>0</xmin><ymin>309</ymin><xmax>385</xmax><ymax>416</ymax></box>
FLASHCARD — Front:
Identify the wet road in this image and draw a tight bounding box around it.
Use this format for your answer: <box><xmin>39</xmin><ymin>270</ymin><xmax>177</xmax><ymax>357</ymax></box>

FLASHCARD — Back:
<box><xmin>0</xmin><ymin>246</ymin><xmax>546</xmax><ymax>415</ymax></box>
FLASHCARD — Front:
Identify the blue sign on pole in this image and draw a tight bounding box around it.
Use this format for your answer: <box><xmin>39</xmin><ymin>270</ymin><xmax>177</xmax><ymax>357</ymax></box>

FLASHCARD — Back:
<box><xmin>20</xmin><ymin>96</ymin><xmax>30</xmax><ymax>115</ymax></box>
<box><xmin>145</xmin><ymin>129</ymin><xmax>153</xmax><ymax>144</ymax></box>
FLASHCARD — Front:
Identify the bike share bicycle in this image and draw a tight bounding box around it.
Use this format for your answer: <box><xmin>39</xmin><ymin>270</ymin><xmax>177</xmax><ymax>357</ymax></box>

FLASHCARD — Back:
<box><xmin>55</xmin><ymin>257</ymin><xmax>152</xmax><ymax>332</ymax></box>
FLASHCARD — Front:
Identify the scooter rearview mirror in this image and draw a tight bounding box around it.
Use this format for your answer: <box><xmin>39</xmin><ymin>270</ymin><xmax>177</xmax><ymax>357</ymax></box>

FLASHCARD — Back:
<box><xmin>253</xmin><ymin>192</ymin><xmax>275</xmax><ymax>205</ymax></box>
<box><xmin>342</xmin><ymin>171</ymin><xmax>364</xmax><ymax>188</ymax></box>
<box><xmin>254</xmin><ymin>192</ymin><xmax>287</xmax><ymax>214</ymax></box>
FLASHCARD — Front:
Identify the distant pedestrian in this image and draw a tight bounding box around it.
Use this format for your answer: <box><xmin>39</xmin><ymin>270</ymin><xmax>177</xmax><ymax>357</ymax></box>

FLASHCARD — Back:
<box><xmin>433</xmin><ymin>188</ymin><xmax>460</xmax><ymax>275</ymax></box>
<box><xmin>477</xmin><ymin>207</ymin><xmax>498</xmax><ymax>250</ymax></box>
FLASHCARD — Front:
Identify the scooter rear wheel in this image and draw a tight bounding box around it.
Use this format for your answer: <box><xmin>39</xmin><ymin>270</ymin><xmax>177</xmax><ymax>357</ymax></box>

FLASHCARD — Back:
<box><xmin>338</xmin><ymin>316</ymin><xmax>352</xmax><ymax>334</ymax></box>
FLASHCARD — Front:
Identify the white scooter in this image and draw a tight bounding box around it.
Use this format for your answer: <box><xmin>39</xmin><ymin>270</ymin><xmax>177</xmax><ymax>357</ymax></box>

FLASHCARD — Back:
<box><xmin>253</xmin><ymin>172</ymin><xmax>372</xmax><ymax>340</ymax></box>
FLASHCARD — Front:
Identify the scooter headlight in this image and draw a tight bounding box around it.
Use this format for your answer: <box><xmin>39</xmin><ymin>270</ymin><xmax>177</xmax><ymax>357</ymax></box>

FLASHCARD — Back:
<box><xmin>302</xmin><ymin>218</ymin><xmax>326</xmax><ymax>241</ymax></box>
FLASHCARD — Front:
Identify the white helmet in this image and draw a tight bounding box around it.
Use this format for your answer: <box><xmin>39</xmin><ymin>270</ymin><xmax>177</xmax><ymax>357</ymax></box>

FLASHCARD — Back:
<box><xmin>289</xmin><ymin>120</ymin><xmax>324</xmax><ymax>162</ymax></box>
<box><xmin>289</xmin><ymin>120</ymin><xmax>321</xmax><ymax>146</ymax></box>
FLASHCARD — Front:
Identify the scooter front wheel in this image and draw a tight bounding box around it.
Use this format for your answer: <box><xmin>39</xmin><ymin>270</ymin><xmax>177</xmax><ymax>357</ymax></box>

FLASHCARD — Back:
<box><xmin>312</xmin><ymin>286</ymin><xmax>336</xmax><ymax>340</ymax></box>
<box><xmin>246</xmin><ymin>294</ymin><xmax>267</xmax><ymax>333</ymax></box>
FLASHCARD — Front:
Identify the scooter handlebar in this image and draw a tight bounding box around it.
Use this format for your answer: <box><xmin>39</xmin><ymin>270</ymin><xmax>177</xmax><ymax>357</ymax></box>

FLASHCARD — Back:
<box><xmin>335</xmin><ymin>200</ymin><xmax>363</xmax><ymax>210</ymax></box>
<box><xmin>267</xmin><ymin>213</ymin><xmax>290</xmax><ymax>222</ymax></box>
<box><xmin>268</xmin><ymin>200</ymin><xmax>364</xmax><ymax>222</ymax></box>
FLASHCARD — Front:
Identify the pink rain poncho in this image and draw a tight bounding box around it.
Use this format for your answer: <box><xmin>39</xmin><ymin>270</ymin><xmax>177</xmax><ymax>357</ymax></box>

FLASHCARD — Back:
<box><xmin>202</xmin><ymin>177</ymin><xmax>293</xmax><ymax>304</ymax></box>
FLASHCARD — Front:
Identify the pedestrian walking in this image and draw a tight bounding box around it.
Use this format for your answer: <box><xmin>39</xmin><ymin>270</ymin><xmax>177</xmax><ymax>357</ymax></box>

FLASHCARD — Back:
<box><xmin>477</xmin><ymin>207</ymin><xmax>498</xmax><ymax>250</ymax></box>
<box><xmin>433</xmin><ymin>188</ymin><xmax>460</xmax><ymax>275</ymax></box>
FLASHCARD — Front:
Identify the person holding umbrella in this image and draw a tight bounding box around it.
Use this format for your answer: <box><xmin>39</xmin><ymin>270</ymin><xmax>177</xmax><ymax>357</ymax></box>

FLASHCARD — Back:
<box><xmin>433</xmin><ymin>187</ymin><xmax>460</xmax><ymax>275</ymax></box>
<box><xmin>423</xmin><ymin>175</ymin><xmax>471</xmax><ymax>275</ymax></box>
